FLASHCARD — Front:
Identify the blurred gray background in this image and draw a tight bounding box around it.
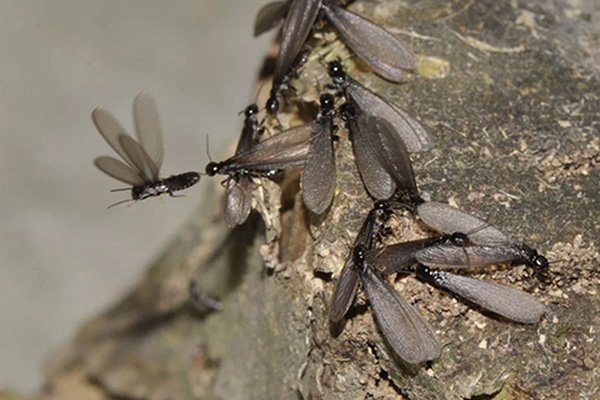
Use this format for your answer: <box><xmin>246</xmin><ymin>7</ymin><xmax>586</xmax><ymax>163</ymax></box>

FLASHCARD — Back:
<box><xmin>0</xmin><ymin>0</ymin><xmax>271</xmax><ymax>393</ymax></box>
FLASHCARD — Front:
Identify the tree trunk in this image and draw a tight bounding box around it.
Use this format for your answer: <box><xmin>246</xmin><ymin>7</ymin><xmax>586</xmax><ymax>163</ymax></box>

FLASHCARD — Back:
<box><xmin>40</xmin><ymin>0</ymin><xmax>600</xmax><ymax>399</ymax></box>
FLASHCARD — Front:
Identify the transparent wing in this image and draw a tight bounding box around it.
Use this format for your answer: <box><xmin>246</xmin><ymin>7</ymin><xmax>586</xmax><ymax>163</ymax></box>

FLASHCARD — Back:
<box><xmin>330</xmin><ymin>262</ymin><xmax>359</xmax><ymax>322</ymax></box>
<box><xmin>415</xmin><ymin>244</ymin><xmax>522</xmax><ymax>269</ymax></box>
<box><xmin>418</xmin><ymin>268</ymin><xmax>545</xmax><ymax>324</ymax></box>
<box><xmin>301</xmin><ymin>119</ymin><xmax>335</xmax><ymax>214</ymax></box>
<box><xmin>361</xmin><ymin>266</ymin><xmax>440</xmax><ymax>363</ymax></box>
<box><xmin>118</xmin><ymin>134</ymin><xmax>160</xmax><ymax>182</ymax></box>
<box><xmin>133</xmin><ymin>92</ymin><xmax>164</xmax><ymax>170</ymax></box>
<box><xmin>347</xmin><ymin>116</ymin><xmax>395</xmax><ymax>199</ymax></box>
<box><xmin>254</xmin><ymin>1</ymin><xmax>290</xmax><ymax>36</ymax></box>
<box><xmin>223</xmin><ymin>121</ymin><xmax>315</xmax><ymax>172</ymax></box>
<box><xmin>92</xmin><ymin>107</ymin><xmax>139</xmax><ymax>172</ymax></box>
<box><xmin>236</xmin><ymin>118</ymin><xmax>258</xmax><ymax>155</ymax></box>
<box><xmin>224</xmin><ymin>177</ymin><xmax>253</xmax><ymax>226</ymax></box>
<box><xmin>273</xmin><ymin>0</ymin><xmax>322</xmax><ymax>87</ymax></box>
<box><xmin>362</xmin><ymin>115</ymin><xmax>419</xmax><ymax>199</ymax></box>
<box><xmin>417</xmin><ymin>202</ymin><xmax>516</xmax><ymax>246</ymax></box>
<box><xmin>322</xmin><ymin>1</ymin><xmax>417</xmax><ymax>82</ymax></box>
<box><xmin>94</xmin><ymin>156</ymin><xmax>145</xmax><ymax>186</ymax></box>
<box><xmin>347</xmin><ymin>77</ymin><xmax>432</xmax><ymax>153</ymax></box>
<box><xmin>368</xmin><ymin>238</ymin><xmax>432</xmax><ymax>274</ymax></box>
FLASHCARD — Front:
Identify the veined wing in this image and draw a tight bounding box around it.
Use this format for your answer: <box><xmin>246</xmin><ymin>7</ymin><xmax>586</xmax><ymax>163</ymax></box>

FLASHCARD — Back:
<box><xmin>273</xmin><ymin>0</ymin><xmax>322</xmax><ymax>87</ymax></box>
<box><xmin>361</xmin><ymin>266</ymin><xmax>440</xmax><ymax>363</ymax></box>
<box><xmin>362</xmin><ymin>115</ymin><xmax>419</xmax><ymax>199</ymax></box>
<box><xmin>118</xmin><ymin>134</ymin><xmax>160</xmax><ymax>182</ymax></box>
<box><xmin>368</xmin><ymin>238</ymin><xmax>432</xmax><ymax>274</ymax></box>
<box><xmin>418</xmin><ymin>268</ymin><xmax>545</xmax><ymax>324</ymax></box>
<box><xmin>254</xmin><ymin>1</ymin><xmax>290</xmax><ymax>36</ymax></box>
<box><xmin>224</xmin><ymin>176</ymin><xmax>253</xmax><ymax>226</ymax></box>
<box><xmin>92</xmin><ymin>106</ymin><xmax>139</xmax><ymax>172</ymax></box>
<box><xmin>94</xmin><ymin>156</ymin><xmax>145</xmax><ymax>186</ymax></box>
<box><xmin>330</xmin><ymin>260</ymin><xmax>359</xmax><ymax>322</ymax></box>
<box><xmin>322</xmin><ymin>1</ymin><xmax>417</xmax><ymax>82</ymax></box>
<box><xmin>417</xmin><ymin>202</ymin><xmax>516</xmax><ymax>246</ymax></box>
<box><xmin>347</xmin><ymin>114</ymin><xmax>395</xmax><ymax>199</ymax></box>
<box><xmin>347</xmin><ymin>78</ymin><xmax>432</xmax><ymax>153</ymax></box>
<box><xmin>133</xmin><ymin>92</ymin><xmax>164</xmax><ymax>170</ymax></box>
<box><xmin>415</xmin><ymin>244</ymin><xmax>522</xmax><ymax>269</ymax></box>
<box><xmin>302</xmin><ymin>119</ymin><xmax>335</xmax><ymax>214</ymax></box>
<box><xmin>223</xmin><ymin>121</ymin><xmax>315</xmax><ymax>171</ymax></box>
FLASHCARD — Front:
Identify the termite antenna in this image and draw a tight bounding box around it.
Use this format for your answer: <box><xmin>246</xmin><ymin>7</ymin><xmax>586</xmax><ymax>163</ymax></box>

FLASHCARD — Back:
<box><xmin>107</xmin><ymin>198</ymin><xmax>134</xmax><ymax>209</ymax></box>
<box><xmin>205</xmin><ymin>134</ymin><xmax>213</xmax><ymax>163</ymax></box>
<box><xmin>110</xmin><ymin>187</ymin><xmax>131</xmax><ymax>192</ymax></box>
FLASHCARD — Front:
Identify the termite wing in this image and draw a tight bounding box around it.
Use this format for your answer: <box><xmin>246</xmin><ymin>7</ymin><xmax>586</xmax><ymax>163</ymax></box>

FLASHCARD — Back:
<box><xmin>416</xmin><ymin>266</ymin><xmax>545</xmax><ymax>324</ymax></box>
<box><xmin>254</xmin><ymin>1</ymin><xmax>290</xmax><ymax>37</ymax></box>
<box><xmin>254</xmin><ymin>0</ymin><xmax>417</xmax><ymax>83</ymax></box>
<box><xmin>415</xmin><ymin>202</ymin><xmax>549</xmax><ymax>272</ymax></box>
<box><xmin>300</xmin><ymin>93</ymin><xmax>337</xmax><ymax>214</ymax></box>
<box><xmin>205</xmin><ymin>94</ymin><xmax>336</xmax><ymax>215</ymax></box>
<box><xmin>329</xmin><ymin>60</ymin><xmax>432</xmax><ymax>153</ymax></box>
<box><xmin>330</xmin><ymin>201</ymin><xmax>393</xmax><ymax>322</ymax></box>
<box><xmin>268</xmin><ymin>0</ymin><xmax>322</xmax><ymax>114</ymax></box>
<box><xmin>223</xmin><ymin>104</ymin><xmax>261</xmax><ymax>226</ymax></box>
<box><xmin>364</xmin><ymin>202</ymin><xmax>546</xmax><ymax>323</ymax></box>
<box><xmin>320</xmin><ymin>0</ymin><xmax>417</xmax><ymax>82</ymax></box>
<box><xmin>341</xmin><ymin>103</ymin><xmax>421</xmax><ymax>202</ymax></box>
<box><xmin>92</xmin><ymin>92</ymin><xmax>200</xmax><ymax>208</ymax></box>
<box><xmin>354</xmin><ymin>244</ymin><xmax>441</xmax><ymax>364</ymax></box>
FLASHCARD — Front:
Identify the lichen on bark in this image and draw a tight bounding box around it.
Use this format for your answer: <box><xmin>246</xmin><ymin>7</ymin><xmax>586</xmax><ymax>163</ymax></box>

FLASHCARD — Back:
<box><xmin>40</xmin><ymin>0</ymin><xmax>600</xmax><ymax>399</ymax></box>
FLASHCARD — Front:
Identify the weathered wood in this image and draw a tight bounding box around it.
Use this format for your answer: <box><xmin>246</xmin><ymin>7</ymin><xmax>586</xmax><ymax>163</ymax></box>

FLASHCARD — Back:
<box><xmin>40</xmin><ymin>0</ymin><xmax>600</xmax><ymax>399</ymax></box>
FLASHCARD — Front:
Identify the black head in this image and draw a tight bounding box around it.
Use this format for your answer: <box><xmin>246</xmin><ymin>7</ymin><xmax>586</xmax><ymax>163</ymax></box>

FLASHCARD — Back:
<box><xmin>205</xmin><ymin>162</ymin><xmax>221</xmax><ymax>177</ymax></box>
<box><xmin>320</xmin><ymin>93</ymin><xmax>336</xmax><ymax>117</ymax></box>
<box><xmin>448</xmin><ymin>232</ymin><xmax>470</xmax><ymax>247</ymax></box>
<box><xmin>131</xmin><ymin>185</ymin><xmax>145</xmax><ymax>200</ymax></box>
<box><xmin>339</xmin><ymin>102</ymin><xmax>357</xmax><ymax>121</ymax></box>
<box><xmin>520</xmin><ymin>245</ymin><xmax>549</xmax><ymax>273</ymax></box>
<box><xmin>531</xmin><ymin>253</ymin><xmax>549</xmax><ymax>271</ymax></box>
<box><xmin>244</xmin><ymin>104</ymin><xmax>259</xmax><ymax>118</ymax></box>
<box><xmin>328</xmin><ymin>60</ymin><xmax>346</xmax><ymax>83</ymax></box>
<box><xmin>266</xmin><ymin>96</ymin><xmax>279</xmax><ymax>115</ymax></box>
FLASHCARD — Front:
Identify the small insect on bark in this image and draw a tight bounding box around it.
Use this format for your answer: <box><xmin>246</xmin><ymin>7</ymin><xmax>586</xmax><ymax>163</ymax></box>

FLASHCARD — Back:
<box><xmin>353</xmin><ymin>244</ymin><xmax>441</xmax><ymax>364</ymax></box>
<box><xmin>223</xmin><ymin>104</ymin><xmax>261</xmax><ymax>226</ymax></box>
<box><xmin>366</xmin><ymin>201</ymin><xmax>546</xmax><ymax>323</ymax></box>
<box><xmin>328</xmin><ymin>60</ymin><xmax>432</xmax><ymax>153</ymax></box>
<box><xmin>92</xmin><ymin>92</ymin><xmax>200</xmax><ymax>208</ymax></box>
<box><xmin>254</xmin><ymin>0</ymin><xmax>418</xmax><ymax>86</ymax></box>
<box><xmin>266</xmin><ymin>0</ymin><xmax>322</xmax><ymax>115</ymax></box>
<box><xmin>340</xmin><ymin>103</ymin><xmax>421</xmax><ymax>203</ymax></box>
<box><xmin>205</xmin><ymin>94</ymin><xmax>336</xmax><ymax>216</ymax></box>
<box><xmin>330</xmin><ymin>200</ymin><xmax>394</xmax><ymax>323</ymax></box>
<box><xmin>415</xmin><ymin>202</ymin><xmax>549</xmax><ymax>274</ymax></box>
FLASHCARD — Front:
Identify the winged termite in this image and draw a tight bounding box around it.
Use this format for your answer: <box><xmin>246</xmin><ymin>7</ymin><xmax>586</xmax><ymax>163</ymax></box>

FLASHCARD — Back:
<box><xmin>266</xmin><ymin>49</ymin><xmax>311</xmax><ymax>115</ymax></box>
<box><xmin>320</xmin><ymin>0</ymin><xmax>417</xmax><ymax>82</ymax></box>
<box><xmin>416</xmin><ymin>266</ymin><xmax>545</xmax><ymax>324</ymax></box>
<box><xmin>206</xmin><ymin>94</ymin><xmax>336</xmax><ymax>215</ymax></box>
<box><xmin>92</xmin><ymin>92</ymin><xmax>200</xmax><ymax>208</ymax></box>
<box><xmin>267</xmin><ymin>0</ymin><xmax>322</xmax><ymax>115</ymax></box>
<box><xmin>328</xmin><ymin>61</ymin><xmax>432</xmax><ymax>153</ymax></box>
<box><xmin>330</xmin><ymin>200</ymin><xmax>393</xmax><ymax>322</ymax></box>
<box><xmin>300</xmin><ymin>93</ymin><xmax>336</xmax><ymax>214</ymax></box>
<box><xmin>416</xmin><ymin>202</ymin><xmax>549</xmax><ymax>272</ymax></box>
<box><xmin>353</xmin><ymin>244</ymin><xmax>441</xmax><ymax>364</ymax></box>
<box><xmin>254</xmin><ymin>0</ymin><xmax>417</xmax><ymax>85</ymax></box>
<box><xmin>223</xmin><ymin>104</ymin><xmax>261</xmax><ymax>226</ymax></box>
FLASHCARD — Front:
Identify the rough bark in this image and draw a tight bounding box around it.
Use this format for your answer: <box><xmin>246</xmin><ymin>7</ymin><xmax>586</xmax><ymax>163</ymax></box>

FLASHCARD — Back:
<box><xmin>38</xmin><ymin>0</ymin><xmax>600</xmax><ymax>399</ymax></box>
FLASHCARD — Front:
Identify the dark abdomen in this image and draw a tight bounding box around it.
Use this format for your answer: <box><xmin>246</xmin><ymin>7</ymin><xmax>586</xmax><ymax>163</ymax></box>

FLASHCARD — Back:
<box><xmin>164</xmin><ymin>172</ymin><xmax>200</xmax><ymax>192</ymax></box>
